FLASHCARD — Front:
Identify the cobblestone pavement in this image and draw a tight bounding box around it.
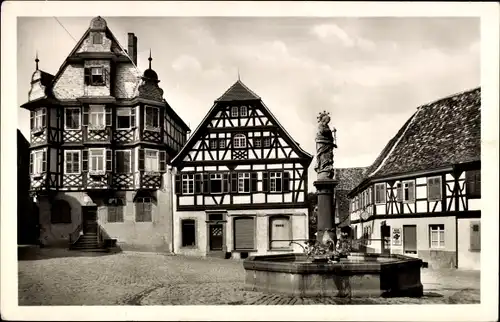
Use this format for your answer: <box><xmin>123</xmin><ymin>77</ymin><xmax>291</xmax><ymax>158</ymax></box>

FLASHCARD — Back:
<box><xmin>18</xmin><ymin>249</ymin><xmax>480</xmax><ymax>305</ymax></box>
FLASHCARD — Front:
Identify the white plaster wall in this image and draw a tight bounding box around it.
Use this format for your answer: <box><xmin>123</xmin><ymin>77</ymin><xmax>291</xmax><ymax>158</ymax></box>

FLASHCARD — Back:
<box><xmin>457</xmin><ymin>218</ymin><xmax>481</xmax><ymax>270</ymax></box>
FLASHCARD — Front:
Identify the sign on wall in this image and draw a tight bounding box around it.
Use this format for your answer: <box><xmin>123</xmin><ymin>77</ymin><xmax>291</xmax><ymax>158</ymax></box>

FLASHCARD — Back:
<box><xmin>392</xmin><ymin>228</ymin><xmax>402</xmax><ymax>246</ymax></box>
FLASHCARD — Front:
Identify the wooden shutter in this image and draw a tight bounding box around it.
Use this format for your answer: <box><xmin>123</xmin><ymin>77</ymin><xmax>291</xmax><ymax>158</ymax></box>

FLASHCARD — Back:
<box><xmin>84</xmin><ymin>68</ymin><xmax>91</xmax><ymax>85</ymax></box>
<box><xmin>138</xmin><ymin>149</ymin><xmax>145</xmax><ymax>171</ymax></box>
<box><xmin>42</xmin><ymin>109</ymin><xmax>47</xmax><ymax>127</ymax></box>
<box><xmin>262</xmin><ymin>172</ymin><xmax>269</xmax><ymax>192</ymax></box>
<box><xmin>130</xmin><ymin>149</ymin><xmax>135</xmax><ymax>172</ymax></box>
<box><xmin>250</xmin><ymin>172</ymin><xmax>258</xmax><ymax>192</ymax></box>
<box><xmin>396</xmin><ymin>183</ymin><xmax>402</xmax><ymax>202</ymax></box>
<box><xmin>30</xmin><ymin>111</ymin><xmax>35</xmax><ymax>129</ymax></box>
<box><xmin>82</xmin><ymin>106</ymin><xmax>89</xmax><ymax>126</ymax></box>
<box><xmin>106</xmin><ymin>149</ymin><xmax>112</xmax><ymax>172</ymax></box>
<box><xmin>195</xmin><ymin>174</ymin><xmax>203</xmax><ymax>194</ymax></box>
<box><xmin>105</xmin><ymin>106</ymin><xmax>112</xmax><ymax>126</ymax></box>
<box><xmin>470</xmin><ymin>221</ymin><xmax>481</xmax><ymax>251</ymax></box>
<box><xmin>234</xmin><ymin>217</ymin><xmax>255</xmax><ymax>250</ymax></box>
<box><xmin>41</xmin><ymin>150</ymin><xmax>47</xmax><ymax>172</ymax></box>
<box><xmin>203</xmin><ymin>174</ymin><xmax>209</xmax><ymax>193</ymax></box>
<box><xmin>283</xmin><ymin>171</ymin><xmax>291</xmax><ymax>192</ymax></box>
<box><xmin>29</xmin><ymin>153</ymin><xmax>33</xmax><ymax>174</ymax></box>
<box><xmin>231</xmin><ymin>173</ymin><xmax>238</xmax><ymax>193</ymax></box>
<box><xmin>82</xmin><ymin>150</ymin><xmax>88</xmax><ymax>171</ymax></box>
<box><xmin>130</xmin><ymin>107</ymin><xmax>136</xmax><ymax>128</ymax></box>
<box><xmin>175</xmin><ymin>174</ymin><xmax>181</xmax><ymax>195</ymax></box>
<box><xmin>159</xmin><ymin>151</ymin><xmax>166</xmax><ymax>172</ymax></box>
<box><xmin>408</xmin><ymin>181</ymin><xmax>415</xmax><ymax>202</ymax></box>
<box><xmin>223</xmin><ymin>173</ymin><xmax>230</xmax><ymax>193</ymax></box>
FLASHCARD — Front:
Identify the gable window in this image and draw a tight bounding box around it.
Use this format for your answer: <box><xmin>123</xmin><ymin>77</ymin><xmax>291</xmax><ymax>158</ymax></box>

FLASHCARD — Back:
<box><xmin>466</xmin><ymin>170</ymin><xmax>481</xmax><ymax>198</ymax></box>
<box><xmin>92</xmin><ymin>32</ymin><xmax>103</xmax><ymax>44</ymax></box>
<box><xmin>135</xmin><ymin>197</ymin><xmax>152</xmax><ymax>222</ymax></box>
<box><xmin>31</xmin><ymin>108</ymin><xmax>46</xmax><ymax>130</ymax></box>
<box><xmin>233</xmin><ymin>134</ymin><xmax>247</xmax><ymax>148</ymax></box>
<box><xmin>219</xmin><ymin>139</ymin><xmax>226</xmax><ymax>149</ymax></box>
<box><xmin>231</xmin><ymin>106</ymin><xmax>238</xmax><ymax>117</ymax></box>
<box><xmin>427</xmin><ymin>176</ymin><xmax>442</xmax><ymax>201</ymax></box>
<box><xmin>210</xmin><ymin>139</ymin><xmax>218</xmax><ymax>150</ymax></box>
<box><xmin>240</xmin><ymin>106</ymin><xmax>248</xmax><ymax>117</ymax></box>
<box><xmin>238</xmin><ymin>173</ymin><xmax>251</xmax><ymax>193</ymax></box>
<box><xmin>210</xmin><ymin>173</ymin><xmax>223</xmax><ymax>194</ymax></box>
<box><xmin>253</xmin><ymin>138</ymin><xmax>262</xmax><ymax>148</ymax></box>
<box><xmin>397</xmin><ymin>180</ymin><xmax>415</xmax><ymax>203</ymax></box>
<box><xmin>145</xmin><ymin>149</ymin><xmax>159</xmax><ymax>172</ymax></box>
<box><xmin>107</xmin><ymin>198</ymin><xmax>124</xmax><ymax>223</ymax></box>
<box><xmin>270</xmin><ymin>172</ymin><xmax>283</xmax><ymax>192</ymax></box>
<box><xmin>89</xmin><ymin>149</ymin><xmax>105</xmax><ymax>172</ymax></box>
<box><xmin>31</xmin><ymin>150</ymin><xmax>46</xmax><ymax>175</ymax></box>
<box><xmin>89</xmin><ymin>105</ymin><xmax>105</xmax><ymax>127</ymax></box>
<box><xmin>116</xmin><ymin>108</ymin><xmax>134</xmax><ymax>129</ymax></box>
<box><xmin>64</xmin><ymin>150</ymin><xmax>80</xmax><ymax>174</ymax></box>
<box><xmin>51</xmin><ymin>200</ymin><xmax>72</xmax><ymax>224</ymax></box>
<box><xmin>115</xmin><ymin>150</ymin><xmax>131</xmax><ymax>173</ymax></box>
<box><xmin>263</xmin><ymin>137</ymin><xmax>271</xmax><ymax>147</ymax></box>
<box><xmin>429</xmin><ymin>224</ymin><xmax>445</xmax><ymax>248</ymax></box>
<box><xmin>182</xmin><ymin>174</ymin><xmax>194</xmax><ymax>194</ymax></box>
<box><xmin>374</xmin><ymin>183</ymin><xmax>386</xmax><ymax>204</ymax></box>
<box><xmin>88</xmin><ymin>67</ymin><xmax>104</xmax><ymax>86</ymax></box>
<box><xmin>65</xmin><ymin>108</ymin><xmax>81</xmax><ymax>130</ymax></box>
<box><xmin>181</xmin><ymin>219</ymin><xmax>196</xmax><ymax>247</ymax></box>
<box><xmin>145</xmin><ymin>106</ymin><xmax>160</xmax><ymax>129</ymax></box>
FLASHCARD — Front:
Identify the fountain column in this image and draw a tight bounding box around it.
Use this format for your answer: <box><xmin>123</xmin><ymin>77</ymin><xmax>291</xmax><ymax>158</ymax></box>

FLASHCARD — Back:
<box><xmin>314</xmin><ymin>178</ymin><xmax>338</xmax><ymax>245</ymax></box>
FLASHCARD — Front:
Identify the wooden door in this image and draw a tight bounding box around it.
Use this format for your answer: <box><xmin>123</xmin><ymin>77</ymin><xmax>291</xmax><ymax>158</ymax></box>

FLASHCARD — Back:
<box><xmin>381</xmin><ymin>224</ymin><xmax>391</xmax><ymax>255</ymax></box>
<box><xmin>403</xmin><ymin>225</ymin><xmax>417</xmax><ymax>254</ymax></box>
<box><xmin>209</xmin><ymin>224</ymin><xmax>224</xmax><ymax>251</ymax></box>
<box><xmin>82</xmin><ymin>206</ymin><xmax>98</xmax><ymax>234</ymax></box>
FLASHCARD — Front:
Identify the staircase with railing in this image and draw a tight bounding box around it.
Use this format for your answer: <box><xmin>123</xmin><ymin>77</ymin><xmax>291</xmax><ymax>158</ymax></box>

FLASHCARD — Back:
<box><xmin>69</xmin><ymin>223</ymin><xmax>109</xmax><ymax>252</ymax></box>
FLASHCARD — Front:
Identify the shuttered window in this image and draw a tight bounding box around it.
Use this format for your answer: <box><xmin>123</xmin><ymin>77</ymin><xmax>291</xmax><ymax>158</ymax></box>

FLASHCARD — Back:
<box><xmin>470</xmin><ymin>221</ymin><xmax>481</xmax><ymax>251</ymax></box>
<box><xmin>466</xmin><ymin>170</ymin><xmax>481</xmax><ymax>198</ymax></box>
<box><xmin>399</xmin><ymin>180</ymin><xmax>415</xmax><ymax>203</ymax></box>
<box><xmin>427</xmin><ymin>176</ymin><xmax>442</xmax><ymax>201</ymax></box>
<box><xmin>182</xmin><ymin>174</ymin><xmax>194</xmax><ymax>194</ymax></box>
<box><xmin>238</xmin><ymin>173</ymin><xmax>250</xmax><ymax>193</ymax></box>
<box><xmin>374</xmin><ymin>183</ymin><xmax>386</xmax><ymax>204</ymax></box>
<box><xmin>234</xmin><ymin>217</ymin><xmax>255</xmax><ymax>250</ymax></box>
<box><xmin>269</xmin><ymin>216</ymin><xmax>291</xmax><ymax>249</ymax></box>
<box><xmin>210</xmin><ymin>173</ymin><xmax>223</xmax><ymax>193</ymax></box>
<box><xmin>64</xmin><ymin>150</ymin><xmax>80</xmax><ymax>174</ymax></box>
<box><xmin>89</xmin><ymin>149</ymin><xmax>105</xmax><ymax>172</ymax></box>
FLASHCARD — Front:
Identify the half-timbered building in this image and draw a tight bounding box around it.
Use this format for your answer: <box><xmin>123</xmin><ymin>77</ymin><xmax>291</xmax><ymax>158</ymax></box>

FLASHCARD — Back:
<box><xmin>20</xmin><ymin>16</ymin><xmax>189</xmax><ymax>252</ymax></box>
<box><xmin>348</xmin><ymin>87</ymin><xmax>481</xmax><ymax>269</ymax></box>
<box><xmin>171</xmin><ymin>80</ymin><xmax>312</xmax><ymax>258</ymax></box>
<box><xmin>334</xmin><ymin>167</ymin><xmax>366</xmax><ymax>231</ymax></box>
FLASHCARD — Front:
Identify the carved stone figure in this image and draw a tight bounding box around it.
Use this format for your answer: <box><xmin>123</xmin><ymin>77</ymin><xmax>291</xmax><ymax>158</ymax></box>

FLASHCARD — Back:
<box><xmin>314</xmin><ymin>111</ymin><xmax>335</xmax><ymax>180</ymax></box>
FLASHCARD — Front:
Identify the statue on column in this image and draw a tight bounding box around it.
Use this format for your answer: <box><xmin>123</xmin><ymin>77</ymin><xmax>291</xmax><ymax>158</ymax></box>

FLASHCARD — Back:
<box><xmin>314</xmin><ymin>111</ymin><xmax>336</xmax><ymax>180</ymax></box>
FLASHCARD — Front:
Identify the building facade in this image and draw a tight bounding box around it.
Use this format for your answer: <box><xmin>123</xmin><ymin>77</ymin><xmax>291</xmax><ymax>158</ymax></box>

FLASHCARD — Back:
<box><xmin>348</xmin><ymin>87</ymin><xmax>481</xmax><ymax>270</ymax></box>
<box><xmin>20</xmin><ymin>16</ymin><xmax>189</xmax><ymax>252</ymax></box>
<box><xmin>171</xmin><ymin>80</ymin><xmax>312</xmax><ymax>258</ymax></box>
<box><xmin>334</xmin><ymin>167</ymin><xmax>366</xmax><ymax>231</ymax></box>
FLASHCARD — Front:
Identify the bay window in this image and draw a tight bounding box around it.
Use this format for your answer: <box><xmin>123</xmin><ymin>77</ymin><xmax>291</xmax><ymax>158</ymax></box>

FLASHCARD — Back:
<box><xmin>64</xmin><ymin>150</ymin><xmax>80</xmax><ymax>174</ymax></box>
<box><xmin>30</xmin><ymin>108</ymin><xmax>46</xmax><ymax>130</ymax></box>
<box><xmin>116</xmin><ymin>108</ymin><xmax>134</xmax><ymax>129</ymax></box>
<box><xmin>145</xmin><ymin>149</ymin><xmax>159</xmax><ymax>172</ymax></box>
<box><xmin>115</xmin><ymin>150</ymin><xmax>131</xmax><ymax>173</ymax></box>
<box><xmin>145</xmin><ymin>106</ymin><xmax>160</xmax><ymax>129</ymax></box>
<box><xmin>89</xmin><ymin>149</ymin><xmax>105</xmax><ymax>172</ymax></box>
<box><xmin>89</xmin><ymin>105</ymin><xmax>105</xmax><ymax>128</ymax></box>
<box><xmin>65</xmin><ymin>108</ymin><xmax>81</xmax><ymax>130</ymax></box>
<box><xmin>30</xmin><ymin>150</ymin><xmax>46</xmax><ymax>175</ymax></box>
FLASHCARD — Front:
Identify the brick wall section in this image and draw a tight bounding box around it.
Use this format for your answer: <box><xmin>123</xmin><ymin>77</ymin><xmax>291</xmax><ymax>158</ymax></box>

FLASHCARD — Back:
<box><xmin>53</xmin><ymin>64</ymin><xmax>85</xmax><ymax>99</ymax></box>
<box><xmin>115</xmin><ymin>63</ymin><xmax>140</xmax><ymax>98</ymax></box>
<box><xmin>76</xmin><ymin>32</ymin><xmax>112</xmax><ymax>53</ymax></box>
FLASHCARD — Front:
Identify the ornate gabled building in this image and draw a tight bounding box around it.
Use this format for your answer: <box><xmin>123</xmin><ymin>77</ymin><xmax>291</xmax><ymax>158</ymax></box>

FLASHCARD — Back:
<box><xmin>171</xmin><ymin>80</ymin><xmax>312</xmax><ymax>258</ymax></box>
<box><xmin>348</xmin><ymin>87</ymin><xmax>481</xmax><ymax>270</ymax></box>
<box><xmin>20</xmin><ymin>16</ymin><xmax>190</xmax><ymax>252</ymax></box>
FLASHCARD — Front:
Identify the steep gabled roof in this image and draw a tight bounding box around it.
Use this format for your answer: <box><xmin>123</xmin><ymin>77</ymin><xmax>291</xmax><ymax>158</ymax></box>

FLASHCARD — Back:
<box><xmin>335</xmin><ymin>167</ymin><xmax>368</xmax><ymax>191</ymax></box>
<box><xmin>215</xmin><ymin>80</ymin><xmax>260</xmax><ymax>102</ymax></box>
<box><xmin>172</xmin><ymin>80</ymin><xmax>312</xmax><ymax>165</ymax></box>
<box><xmin>352</xmin><ymin>87</ymin><xmax>480</xmax><ymax>194</ymax></box>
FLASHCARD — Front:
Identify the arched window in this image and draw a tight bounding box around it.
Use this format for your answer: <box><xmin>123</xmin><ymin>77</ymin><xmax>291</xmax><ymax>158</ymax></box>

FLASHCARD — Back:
<box><xmin>233</xmin><ymin>134</ymin><xmax>246</xmax><ymax>148</ymax></box>
<box><xmin>51</xmin><ymin>200</ymin><xmax>72</xmax><ymax>224</ymax></box>
<box><xmin>92</xmin><ymin>32</ymin><xmax>103</xmax><ymax>44</ymax></box>
<box><xmin>269</xmin><ymin>215</ymin><xmax>291</xmax><ymax>249</ymax></box>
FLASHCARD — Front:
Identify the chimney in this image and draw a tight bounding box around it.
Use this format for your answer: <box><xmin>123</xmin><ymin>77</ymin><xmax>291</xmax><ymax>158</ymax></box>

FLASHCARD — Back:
<box><xmin>127</xmin><ymin>33</ymin><xmax>138</xmax><ymax>66</ymax></box>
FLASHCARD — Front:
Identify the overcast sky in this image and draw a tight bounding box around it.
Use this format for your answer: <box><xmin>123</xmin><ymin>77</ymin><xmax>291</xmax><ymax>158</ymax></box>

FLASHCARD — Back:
<box><xmin>17</xmin><ymin>17</ymin><xmax>480</xmax><ymax>190</ymax></box>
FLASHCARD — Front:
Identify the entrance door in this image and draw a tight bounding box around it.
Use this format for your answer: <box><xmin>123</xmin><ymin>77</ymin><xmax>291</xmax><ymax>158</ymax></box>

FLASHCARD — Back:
<box><xmin>403</xmin><ymin>225</ymin><xmax>417</xmax><ymax>254</ymax></box>
<box><xmin>82</xmin><ymin>206</ymin><xmax>98</xmax><ymax>234</ymax></box>
<box><xmin>209</xmin><ymin>224</ymin><xmax>224</xmax><ymax>251</ymax></box>
<box><xmin>381</xmin><ymin>224</ymin><xmax>391</xmax><ymax>255</ymax></box>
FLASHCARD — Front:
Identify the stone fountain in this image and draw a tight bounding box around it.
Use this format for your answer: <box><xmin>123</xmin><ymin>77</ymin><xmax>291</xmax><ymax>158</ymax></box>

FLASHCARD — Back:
<box><xmin>243</xmin><ymin>111</ymin><xmax>424</xmax><ymax>298</ymax></box>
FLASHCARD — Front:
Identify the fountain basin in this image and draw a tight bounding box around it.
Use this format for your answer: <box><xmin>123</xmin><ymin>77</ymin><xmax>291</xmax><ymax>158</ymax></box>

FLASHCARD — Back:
<box><xmin>243</xmin><ymin>252</ymin><xmax>424</xmax><ymax>298</ymax></box>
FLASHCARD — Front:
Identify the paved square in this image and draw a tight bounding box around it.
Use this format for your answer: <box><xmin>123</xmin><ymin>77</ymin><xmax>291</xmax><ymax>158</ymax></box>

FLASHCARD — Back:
<box><xmin>18</xmin><ymin>249</ymin><xmax>480</xmax><ymax>305</ymax></box>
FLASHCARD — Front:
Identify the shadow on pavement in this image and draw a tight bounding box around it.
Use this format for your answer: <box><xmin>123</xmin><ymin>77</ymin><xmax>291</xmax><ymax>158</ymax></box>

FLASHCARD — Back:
<box><xmin>18</xmin><ymin>245</ymin><xmax>119</xmax><ymax>261</ymax></box>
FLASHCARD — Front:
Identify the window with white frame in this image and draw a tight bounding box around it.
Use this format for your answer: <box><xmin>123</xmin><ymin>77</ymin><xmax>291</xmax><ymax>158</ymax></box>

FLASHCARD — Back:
<box><xmin>116</xmin><ymin>108</ymin><xmax>133</xmax><ymax>129</ymax></box>
<box><xmin>64</xmin><ymin>151</ymin><xmax>80</xmax><ymax>174</ymax></box>
<box><xmin>91</xmin><ymin>67</ymin><xmax>104</xmax><ymax>85</ymax></box>
<box><xmin>231</xmin><ymin>106</ymin><xmax>238</xmax><ymax>117</ymax></box>
<box><xmin>65</xmin><ymin>108</ymin><xmax>81</xmax><ymax>130</ymax></box>
<box><xmin>429</xmin><ymin>224</ymin><xmax>445</xmax><ymax>248</ymax></box>
<box><xmin>398</xmin><ymin>180</ymin><xmax>415</xmax><ymax>203</ymax></box>
<box><xmin>427</xmin><ymin>176</ymin><xmax>442</xmax><ymax>201</ymax></box>
<box><xmin>31</xmin><ymin>150</ymin><xmax>45</xmax><ymax>174</ymax></box>
<box><xmin>240</xmin><ymin>106</ymin><xmax>248</xmax><ymax>117</ymax></box>
<box><xmin>89</xmin><ymin>149</ymin><xmax>105</xmax><ymax>172</ymax></box>
<box><xmin>233</xmin><ymin>134</ymin><xmax>247</xmax><ymax>148</ymax></box>
<box><xmin>374</xmin><ymin>183</ymin><xmax>386</xmax><ymax>204</ymax></box>
<box><xmin>145</xmin><ymin>106</ymin><xmax>160</xmax><ymax>128</ymax></box>
<box><xmin>31</xmin><ymin>108</ymin><xmax>46</xmax><ymax>129</ymax></box>
<box><xmin>115</xmin><ymin>150</ymin><xmax>131</xmax><ymax>173</ymax></box>
<box><xmin>89</xmin><ymin>105</ymin><xmax>105</xmax><ymax>127</ymax></box>
<box><xmin>238</xmin><ymin>173</ymin><xmax>251</xmax><ymax>193</ymax></box>
<box><xmin>182</xmin><ymin>174</ymin><xmax>194</xmax><ymax>194</ymax></box>
<box><xmin>270</xmin><ymin>172</ymin><xmax>282</xmax><ymax>192</ymax></box>
<box><xmin>144</xmin><ymin>149</ymin><xmax>159</xmax><ymax>172</ymax></box>
<box><xmin>210</xmin><ymin>173</ymin><xmax>223</xmax><ymax>193</ymax></box>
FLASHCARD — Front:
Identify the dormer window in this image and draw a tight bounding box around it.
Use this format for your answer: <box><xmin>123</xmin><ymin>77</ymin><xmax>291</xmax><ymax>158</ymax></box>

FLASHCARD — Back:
<box><xmin>92</xmin><ymin>32</ymin><xmax>103</xmax><ymax>44</ymax></box>
<box><xmin>84</xmin><ymin>67</ymin><xmax>105</xmax><ymax>86</ymax></box>
<box><xmin>233</xmin><ymin>134</ymin><xmax>247</xmax><ymax>148</ymax></box>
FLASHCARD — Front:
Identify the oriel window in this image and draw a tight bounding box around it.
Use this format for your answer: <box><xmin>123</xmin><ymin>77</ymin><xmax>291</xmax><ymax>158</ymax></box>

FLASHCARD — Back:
<box><xmin>145</xmin><ymin>149</ymin><xmax>159</xmax><ymax>172</ymax></box>
<box><xmin>89</xmin><ymin>105</ymin><xmax>105</xmax><ymax>127</ymax></box>
<box><xmin>145</xmin><ymin>106</ymin><xmax>160</xmax><ymax>129</ymax></box>
<box><xmin>64</xmin><ymin>151</ymin><xmax>81</xmax><ymax>174</ymax></box>
<box><xmin>65</xmin><ymin>108</ymin><xmax>81</xmax><ymax>130</ymax></box>
<box><xmin>89</xmin><ymin>149</ymin><xmax>105</xmax><ymax>171</ymax></box>
<box><xmin>116</xmin><ymin>108</ymin><xmax>134</xmax><ymax>129</ymax></box>
<box><xmin>115</xmin><ymin>150</ymin><xmax>131</xmax><ymax>173</ymax></box>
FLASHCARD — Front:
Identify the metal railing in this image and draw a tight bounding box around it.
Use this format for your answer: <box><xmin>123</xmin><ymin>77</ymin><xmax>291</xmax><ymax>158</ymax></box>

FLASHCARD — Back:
<box><xmin>69</xmin><ymin>223</ymin><xmax>82</xmax><ymax>244</ymax></box>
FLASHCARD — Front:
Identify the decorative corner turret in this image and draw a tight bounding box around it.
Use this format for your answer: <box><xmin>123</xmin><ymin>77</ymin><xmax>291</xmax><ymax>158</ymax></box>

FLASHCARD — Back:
<box><xmin>28</xmin><ymin>52</ymin><xmax>54</xmax><ymax>102</ymax></box>
<box><xmin>135</xmin><ymin>49</ymin><xmax>164</xmax><ymax>101</ymax></box>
